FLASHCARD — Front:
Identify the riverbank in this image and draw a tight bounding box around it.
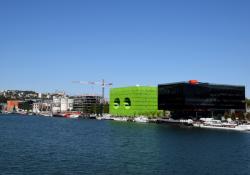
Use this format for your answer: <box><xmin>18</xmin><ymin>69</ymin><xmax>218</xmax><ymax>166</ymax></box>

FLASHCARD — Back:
<box><xmin>1</xmin><ymin>113</ymin><xmax>250</xmax><ymax>132</ymax></box>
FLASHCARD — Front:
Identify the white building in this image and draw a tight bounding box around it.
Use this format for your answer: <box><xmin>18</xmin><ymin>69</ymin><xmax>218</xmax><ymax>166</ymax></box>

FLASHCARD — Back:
<box><xmin>33</xmin><ymin>101</ymin><xmax>52</xmax><ymax>114</ymax></box>
<box><xmin>33</xmin><ymin>103</ymin><xmax>40</xmax><ymax>113</ymax></box>
<box><xmin>68</xmin><ymin>99</ymin><xmax>74</xmax><ymax>111</ymax></box>
<box><xmin>38</xmin><ymin>93</ymin><xmax>42</xmax><ymax>98</ymax></box>
<box><xmin>52</xmin><ymin>96</ymin><xmax>74</xmax><ymax>113</ymax></box>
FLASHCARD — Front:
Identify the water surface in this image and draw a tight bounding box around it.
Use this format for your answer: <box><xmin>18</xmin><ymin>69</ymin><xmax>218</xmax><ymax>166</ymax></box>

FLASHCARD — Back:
<box><xmin>0</xmin><ymin>115</ymin><xmax>249</xmax><ymax>175</ymax></box>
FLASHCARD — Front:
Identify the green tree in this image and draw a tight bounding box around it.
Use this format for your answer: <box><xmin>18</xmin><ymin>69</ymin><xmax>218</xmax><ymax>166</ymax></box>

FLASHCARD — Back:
<box><xmin>90</xmin><ymin>104</ymin><xmax>97</xmax><ymax>114</ymax></box>
<box><xmin>19</xmin><ymin>101</ymin><xmax>33</xmax><ymax>111</ymax></box>
<box><xmin>224</xmin><ymin>112</ymin><xmax>231</xmax><ymax>120</ymax></box>
<box><xmin>246</xmin><ymin>113</ymin><xmax>250</xmax><ymax>121</ymax></box>
<box><xmin>103</xmin><ymin>104</ymin><xmax>109</xmax><ymax>113</ymax></box>
<box><xmin>235</xmin><ymin>112</ymin><xmax>245</xmax><ymax>121</ymax></box>
<box><xmin>157</xmin><ymin>110</ymin><xmax>163</xmax><ymax>118</ymax></box>
<box><xmin>231</xmin><ymin>113</ymin><xmax>236</xmax><ymax>120</ymax></box>
<box><xmin>96</xmin><ymin>104</ymin><xmax>102</xmax><ymax>115</ymax></box>
<box><xmin>246</xmin><ymin>98</ymin><xmax>250</xmax><ymax>107</ymax></box>
<box><xmin>246</xmin><ymin>98</ymin><xmax>250</xmax><ymax>103</ymax></box>
<box><xmin>0</xmin><ymin>96</ymin><xmax>7</xmax><ymax>103</ymax></box>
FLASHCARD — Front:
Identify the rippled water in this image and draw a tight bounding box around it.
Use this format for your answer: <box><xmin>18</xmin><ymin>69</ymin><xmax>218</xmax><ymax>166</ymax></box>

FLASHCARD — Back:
<box><xmin>0</xmin><ymin>114</ymin><xmax>250</xmax><ymax>175</ymax></box>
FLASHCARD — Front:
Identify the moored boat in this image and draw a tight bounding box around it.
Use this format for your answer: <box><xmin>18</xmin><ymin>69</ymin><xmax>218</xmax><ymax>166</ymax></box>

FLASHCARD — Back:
<box><xmin>63</xmin><ymin>112</ymin><xmax>81</xmax><ymax>119</ymax></box>
<box><xmin>40</xmin><ymin>112</ymin><xmax>53</xmax><ymax>117</ymax></box>
<box><xmin>53</xmin><ymin>113</ymin><xmax>64</xmax><ymax>117</ymax></box>
<box><xmin>193</xmin><ymin>119</ymin><xmax>250</xmax><ymax>131</ymax></box>
<box><xmin>113</xmin><ymin>117</ymin><xmax>128</xmax><ymax>122</ymax></box>
<box><xmin>134</xmin><ymin>116</ymin><xmax>149</xmax><ymax>123</ymax></box>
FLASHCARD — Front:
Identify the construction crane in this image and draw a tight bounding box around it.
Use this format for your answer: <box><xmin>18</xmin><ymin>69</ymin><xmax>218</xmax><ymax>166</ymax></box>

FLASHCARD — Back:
<box><xmin>72</xmin><ymin>79</ymin><xmax>113</xmax><ymax>115</ymax></box>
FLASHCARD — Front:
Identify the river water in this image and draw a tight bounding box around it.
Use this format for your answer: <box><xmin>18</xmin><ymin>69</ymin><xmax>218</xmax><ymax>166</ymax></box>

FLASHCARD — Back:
<box><xmin>0</xmin><ymin>114</ymin><xmax>249</xmax><ymax>175</ymax></box>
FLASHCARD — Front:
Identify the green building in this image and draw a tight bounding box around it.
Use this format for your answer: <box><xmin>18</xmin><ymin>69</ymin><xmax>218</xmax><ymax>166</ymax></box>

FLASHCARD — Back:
<box><xmin>109</xmin><ymin>86</ymin><xmax>158</xmax><ymax>117</ymax></box>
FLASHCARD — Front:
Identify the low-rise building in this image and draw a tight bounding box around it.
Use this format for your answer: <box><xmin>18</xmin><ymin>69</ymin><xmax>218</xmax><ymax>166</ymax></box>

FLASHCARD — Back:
<box><xmin>7</xmin><ymin>100</ymin><xmax>19</xmax><ymax>112</ymax></box>
<box><xmin>33</xmin><ymin>100</ymin><xmax>52</xmax><ymax>113</ymax></box>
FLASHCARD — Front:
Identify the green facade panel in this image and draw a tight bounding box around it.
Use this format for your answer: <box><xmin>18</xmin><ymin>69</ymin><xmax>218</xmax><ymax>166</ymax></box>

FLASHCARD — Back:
<box><xmin>109</xmin><ymin>86</ymin><xmax>158</xmax><ymax>117</ymax></box>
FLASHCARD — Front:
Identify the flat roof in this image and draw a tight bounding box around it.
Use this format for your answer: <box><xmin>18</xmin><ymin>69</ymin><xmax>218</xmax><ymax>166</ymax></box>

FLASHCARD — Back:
<box><xmin>158</xmin><ymin>81</ymin><xmax>245</xmax><ymax>88</ymax></box>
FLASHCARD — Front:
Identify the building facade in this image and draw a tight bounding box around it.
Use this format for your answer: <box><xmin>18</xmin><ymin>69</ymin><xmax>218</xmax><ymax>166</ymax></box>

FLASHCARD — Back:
<box><xmin>109</xmin><ymin>86</ymin><xmax>158</xmax><ymax>117</ymax></box>
<box><xmin>52</xmin><ymin>96</ymin><xmax>74</xmax><ymax>113</ymax></box>
<box><xmin>33</xmin><ymin>100</ymin><xmax>52</xmax><ymax>113</ymax></box>
<box><xmin>158</xmin><ymin>81</ymin><xmax>246</xmax><ymax>118</ymax></box>
<box><xmin>7</xmin><ymin>100</ymin><xmax>19</xmax><ymax>112</ymax></box>
<box><xmin>73</xmin><ymin>95</ymin><xmax>102</xmax><ymax>114</ymax></box>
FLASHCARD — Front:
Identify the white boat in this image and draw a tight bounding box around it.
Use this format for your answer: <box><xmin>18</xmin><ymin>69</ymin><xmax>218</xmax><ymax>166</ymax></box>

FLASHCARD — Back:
<box><xmin>96</xmin><ymin>114</ymin><xmax>113</xmax><ymax>120</ymax></box>
<box><xmin>237</xmin><ymin>124</ymin><xmax>250</xmax><ymax>131</ymax></box>
<box><xmin>134</xmin><ymin>116</ymin><xmax>149</xmax><ymax>123</ymax></box>
<box><xmin>67</xmin><ymin>114</ymin><xmax>80</xmax><ymax>119</ymax></box>
<box><xmin>96</xmin><ymin>116</ymin><xmax>102</xmax><ymax>120</ymax></box>
<box><xmin>1</xmin><ymin>111</ymin><xmax>11</xmax><ymax>114</ymax></box>
<box><xmin>113</xmin><ymin>117</ymin><xmax>128</xmax><ymax>122</ymax></box>
<box><xmin>194</xmin><ymin>123</ymin><xmax>246</xmax><ymax>131</ymax></box>
<box><xmin>16</xmin><ymin>110</ymin><xmax>27</xmax><ymax>115</ymax></box>
<box><xmin>102</xmin><ymin>114</ymin><xmax>113</xmax><ymax>120</ymax></box>
<box><xmin>40</xmin><ymin>112</ymin><xmax>53</xmax><ymax>117</ymax></box>
<box><xmin>63</xmin><ymin>112</ymin><xmax>80</xmax><ymax>119</ymax></box>
<box><xmin>193</xmin><ymin>119</ymin><xmax>250</xmax><ymax>131</ymax></box>
<box><xmin>180</xmin><ymin>119</ymin><xmax>194</xmax><ymax>124</ymax></box>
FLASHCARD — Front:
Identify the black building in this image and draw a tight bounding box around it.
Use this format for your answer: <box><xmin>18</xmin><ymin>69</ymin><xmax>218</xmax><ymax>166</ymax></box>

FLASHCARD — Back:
<box><xmin>158</xmin><ymin>81</ymin><xmax>246</xmax><ymax>118</ymax></box>
<box><xmin>73</xmin><ymin>95</ymin><xmax>102</xmax><ymax>114</ymax></box>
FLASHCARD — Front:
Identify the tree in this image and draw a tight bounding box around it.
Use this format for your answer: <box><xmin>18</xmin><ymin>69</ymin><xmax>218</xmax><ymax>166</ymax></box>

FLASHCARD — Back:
<box><xmin>224</xmin><ymin>112</ymin><xmax>231</xmax><ymax>120</ymax></box>
<box><xmin>19</xmin><ymin>101</ymin><xmax>33</xmax><ymax>111</ymax></box>
<box><xmin>246</xmin><ymin>98</ymin><xmax>250</xmax><ymax>107</ymax></box>
<box><xmin>246</xmin><ymin>98</ymin><xmax>250</xmax><ymax>103</ymax></box>
<box><xmin>90</xmin><ymin>104</ymin><xmax>97</xmax><ymax>114</ymax></box>
<box><xmin>157</xmin><ymin>110</ymin><xmax>163</xmax><ymax>118</ymax></box>
<box><xmin>103</xmin><ymin>104</ymin><xmax>109</xmax><ymax>113</ymax></box>
<box><xmin>231</xmin><ymin>113</ymin><xmax>236</xmax><ymax>120</ymax></box>
<box><xmin>96</xmin><ymin>104</ymin><xmax>102</xmax><ymax>115</ymax></box>
<box><xmin>235</xmin><ymin>112</ymin><xmax>245</xmax><ymax>121</ymax></box>
<box><xmin>13</xmin><ymin>106</ymin><xmax>16</xmax><ymax>112</ymax></box>
<box><xmin>246</xmin><ymin>113</ymin><xmax>250</xmax><ymax>121</ymax></box>
<box><xmin>0</xmin><ymin>96</ymin><xmax>7</xmax><ymax>103</ymax></box>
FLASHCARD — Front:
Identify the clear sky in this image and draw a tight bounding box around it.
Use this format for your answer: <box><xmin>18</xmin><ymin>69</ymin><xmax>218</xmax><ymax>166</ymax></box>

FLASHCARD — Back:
<box><xmin>0</xmin><ymin>0</ymin><xmax>249</xmax><ymax>97</ymax></box>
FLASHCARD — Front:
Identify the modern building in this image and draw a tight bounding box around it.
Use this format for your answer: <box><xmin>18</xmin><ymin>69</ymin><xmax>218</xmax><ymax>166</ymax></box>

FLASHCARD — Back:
<box><xmin>73</xmin><ymin>95</ymin><xmax>102</xmax><ymax>114</ymax></box>
<box><xmin>109</xmin><ymin>86</ymin><xmax>158</xmax><ymax>117</ymax></box>
<box><xmin>158</xmin><ymin>80</ymin><xmax>246</xmax><ymax>118</ymax></box>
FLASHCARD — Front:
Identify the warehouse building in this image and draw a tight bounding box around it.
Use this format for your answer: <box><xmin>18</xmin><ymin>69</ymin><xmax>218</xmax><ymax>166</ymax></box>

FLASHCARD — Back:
<box><xmin>109</xmin><ymin>86</ymin><xmax>158</xmax><ymax>117</ymax></box>
<box><xmin>158</xmin><ymin>80</ymin><xmax>246</xmax><ymax>119</ymax></box>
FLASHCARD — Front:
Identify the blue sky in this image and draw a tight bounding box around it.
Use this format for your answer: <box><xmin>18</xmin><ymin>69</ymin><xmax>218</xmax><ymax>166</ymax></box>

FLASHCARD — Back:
<box><xmin>0</xmin><ymin>0</ymin><xmax>249</xmax><ymax>97</ymax></box>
